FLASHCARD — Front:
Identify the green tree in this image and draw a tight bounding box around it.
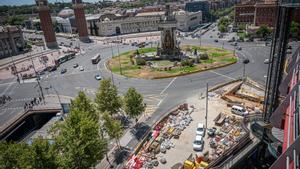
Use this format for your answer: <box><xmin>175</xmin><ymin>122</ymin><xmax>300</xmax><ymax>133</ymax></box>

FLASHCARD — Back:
<box><xmin>29</xmin><ymin>138</ymin><xmax>57</xmax><ymax>169</ymax></box>
<box><xmin>70</xmin><ymin>91</ymin><xmax>98</xmax><ymax>121</ymax></box>
<box><xmin>290</xmin><ymin>21</ymin><xmax>300</xmax><ymax>37</ymax></box>
<box><xmin>52</xmin><ymin>93</ymin><xmax>107</xmax><ymax>169</ymax></box>
<box><xmin>6</xmin><ymin>16</ymin><xmax>26</xmax><ymax>26</ymax></box>
<box><xmin>256</xmin><ymin>25</ymin><xmax>272</xmax><ymax>38</ymax></box>
<box><xmin>123</xmin><ymin>87</ymin><xmax>146</xmax><ymax>122</ymax></box>
<box><xmin>95</xmin><ymin>79</ymin><xmax>122</xmax><ymax>116</ymax></box>
<box><xmin>0</xmin><ymin>141</ymin><xmax>32</xmax><ymax>169</ymax></box>
<box><xmin>238</xmin><ymin>24</ymin><xmax>246</xmax><ymax>31</ymax></box>
<box><xmin>102</xmin><ymin>112</ymin><xmax>123</xmax><ymax>149</ymax></box>
<box><xmin>219</xmin><ymin>24</ymin><xmax>227</xmax><ymax>33</ymax></box>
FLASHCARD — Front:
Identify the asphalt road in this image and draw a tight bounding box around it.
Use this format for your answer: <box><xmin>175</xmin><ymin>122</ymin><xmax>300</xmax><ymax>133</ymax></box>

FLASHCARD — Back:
<box><xmin>0</xmin><ymin>26</ymin><xmax>271</xmax><ymax>136</ymax></box>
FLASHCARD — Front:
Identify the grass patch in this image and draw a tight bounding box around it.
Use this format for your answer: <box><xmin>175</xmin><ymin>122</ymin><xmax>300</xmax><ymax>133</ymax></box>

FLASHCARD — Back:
<box><xmin>237</xmin><ymin>32</ymin><xmax>247</xmax><ymax>39</ymax></box>
<box><xmin>211</xmin><ymin>52</ymin><xmax>226</xmax><ymax>57</ymax></box>
<box><xmin>138</xmin><ymin>47</ymin><xmax>157</xmax><ymax>54</ymax></box>
<box><xmin>108</xmin><ymin>46</ymin><xmax>237</xmax><ymax>79</ymax></box>
<box><xmin>221</xmin><ymin>57</ymin><xmax>238</xmax><ymax>62</ymax></box>
<box><xmin>201</xmin><ymin>59</ymin><xmax>215</xmax><ymax>64</ymax></box>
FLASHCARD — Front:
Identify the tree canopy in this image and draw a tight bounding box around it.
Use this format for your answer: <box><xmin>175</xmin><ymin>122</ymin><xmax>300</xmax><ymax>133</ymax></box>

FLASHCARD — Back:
<box><xmin>53</xmin><ymin>111</ymin><xmax>107</xmax><ymax>168</ymax></box>
<box><xmin>123</xmin><ymin>87</ymin><xmax>146</xmax><ymax>120</ymax></box>
<box><xmin>256</xmin><ymin>25</ymin><xmax>272</xmax><ymax>38</ymax></box>
<box><xmin>102</xmin><ymin>112</ymin><xmax>123</xmax><ymax>148</ymax></box>
<box><xmin>70</xmin><ymin>91</ymin><xmax>98</xmax><ymax>121</ymax></box>
<box><xmin>95</xmin><ymin>79</ymin><xmax>122</xmax><ymax>115</ymax></box>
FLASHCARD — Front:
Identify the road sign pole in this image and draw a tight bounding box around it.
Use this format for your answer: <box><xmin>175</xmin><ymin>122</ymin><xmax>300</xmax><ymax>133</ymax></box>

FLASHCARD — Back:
<box><xmin>205</xmin><ymin>82</ymin><xmax>208</xmax><ymax>130</ymax></box>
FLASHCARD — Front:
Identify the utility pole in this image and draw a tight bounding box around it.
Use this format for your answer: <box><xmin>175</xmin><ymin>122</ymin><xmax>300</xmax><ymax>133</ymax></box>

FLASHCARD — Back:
<box><xmin>199</xmin><ymin>27</ymin><xmax>202</xmax><ymax>48</ymax></box>
<box><xmin>110</xmin><ymin>43</ymin><xmax>115</xmax><ymax>85</ymax></box>
<box><xmin>49</xmin><ymin>85</ymin><xmax>63</xmax><ymax>112</ymax></box>
<box><xmin>205</xmin><ymin>82</ymin><xmax>208</xmax><ymax>130</ymax></box>
<box><xmin>29</xmin><ymin>51</ymin><xmax>45</xmax><ymax>104</ymax></box>
<box><xmin>117</xmin><ymin>36</ymin><xmax>122</xmax><ymax>75</ymax></box>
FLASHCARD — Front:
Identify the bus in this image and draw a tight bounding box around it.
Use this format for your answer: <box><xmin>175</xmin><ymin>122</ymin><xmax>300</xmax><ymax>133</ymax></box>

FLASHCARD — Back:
<box><xmin>91</xmin><ymin>54</ymin><xmax>101</xmax><ymax>64</ymax></box>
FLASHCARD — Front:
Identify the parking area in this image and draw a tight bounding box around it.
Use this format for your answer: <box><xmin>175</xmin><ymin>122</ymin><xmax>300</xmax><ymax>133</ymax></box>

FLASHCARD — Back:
<box><xmin>154</xmin><ymin>91</ymin><xmax>234</xmax><ymax>168</ymax></box>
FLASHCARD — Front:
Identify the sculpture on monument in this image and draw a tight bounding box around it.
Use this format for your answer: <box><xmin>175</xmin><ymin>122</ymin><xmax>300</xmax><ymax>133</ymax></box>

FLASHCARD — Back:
<box><xmin>157</xmin><ymin>4</ymin><xmax>181</xmax><ymax>60</ymax></box>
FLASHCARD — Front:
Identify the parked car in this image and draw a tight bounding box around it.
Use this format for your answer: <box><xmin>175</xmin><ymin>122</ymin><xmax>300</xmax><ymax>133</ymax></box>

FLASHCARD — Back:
<box><xmin>95</xmin><ymin>75</ymin><xmax>102</xmax><ymax>80</ymax></box>
<box><xmin>61</xmin><ymin>68</ymin><xmax>67</xmax><ymax>74</ymax></box>
<box><xmin>207</xmin><ymin>127</ymin><xmax>217</xmax><ymax>137</ymax></box>
<box><xmin>196</xmin><ymin>123</ymin><xmax>205</xmax><ymax>136</ymax></box>
<box><xmin>79</xmin><ymin>66</ymin><xmax>84</xmax><ymax>71</ymax></box>
<box><xmin>231</xmin><ymin>105</ymin><xmax>249</xmax><ymax>116</ymax></box>
<box><xmin>214</xmin><ymin>39</ymin><xmax>219</xmax><ymax>43</ymax></box>
<box><xmin>288</xmin><ymin>45</ymin><xmax>292</xmax><ymax>49</ymax></box>
<box><xmin>236</xmin><ymin>46</ymin><xmax>242</xmax><ymax>50</ymax></box>
<box><xmin>231</xmin><ymin>42</ymin><xmax>238</xmax><ymax>46</ymax></box>
<box><xmin>193</xmin><ymin>135</ymin><xmax>204</xmax><ymax>151</ymax></box>
<box><xmin>73</xmin><ymin>63</ymin><xmax>79</xmax><ymax>68</ymax></box>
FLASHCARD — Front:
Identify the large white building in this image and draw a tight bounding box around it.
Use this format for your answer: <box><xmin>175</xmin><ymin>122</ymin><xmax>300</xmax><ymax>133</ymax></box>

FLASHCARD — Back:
<box><xmin>175</xmin><ymin>10</ymin><xmax>202</xmax><ymax>32</ymax></box>
<box><xmin>86</xmin><ymin>10</ymin><xmax>202</xmax><ymax>36</ymax></box>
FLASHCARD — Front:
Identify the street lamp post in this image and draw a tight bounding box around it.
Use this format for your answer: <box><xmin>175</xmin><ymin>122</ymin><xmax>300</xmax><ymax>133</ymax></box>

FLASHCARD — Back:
<box><xmin>29</xmin><ymin>51</ymin><xmax>45</xmax><ymax>104</ymax></box>
<box><xmin>205</xmin><ymin>82</ymin><xmax>208</xmax><ymax>130</ymax></box>
<box><xmin>110</xmin><ymin>43</ymin><xmax>115</xmax><ymax>85</ymax></box>
<box><xmin>117</xmin><ymin>36</ymin><xmax>122</xmax><ymax>75</ymax></box>
<box><xmin>199</xmin><ymin>27</ymin><xmax>202</xmax><ymax>48</ymax></box>
<box><xmin>243</xmin><ymin>58</ymin><xmax>250</xmax><ymax>82</ymax></box>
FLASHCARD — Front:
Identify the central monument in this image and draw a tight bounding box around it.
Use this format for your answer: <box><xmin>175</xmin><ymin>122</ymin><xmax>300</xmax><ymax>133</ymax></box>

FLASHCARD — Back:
<box><xmin>157</xmin><ymin>4</ymin><xmax>181</xmax><ymax>60</ymax></box>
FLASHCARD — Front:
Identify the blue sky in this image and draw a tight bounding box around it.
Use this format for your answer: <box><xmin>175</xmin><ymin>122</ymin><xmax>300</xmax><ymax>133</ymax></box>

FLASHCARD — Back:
<box><xmin>0</xmin><ymin>0</ymin><xmax>101</xmax><ymax>6</ymax></box>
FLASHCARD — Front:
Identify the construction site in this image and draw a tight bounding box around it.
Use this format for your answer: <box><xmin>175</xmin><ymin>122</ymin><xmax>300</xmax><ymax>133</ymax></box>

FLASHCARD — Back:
<box><xmin>124</xmin><ymin>78</ymin><xmax>265</xmax><ymax>169</ymax></box>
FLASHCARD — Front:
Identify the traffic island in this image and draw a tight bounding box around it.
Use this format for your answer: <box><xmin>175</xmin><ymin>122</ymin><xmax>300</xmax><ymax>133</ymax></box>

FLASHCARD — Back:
<box><xmin>106</xmin><ymin>46</ymin><xmax>237</xmax><ymax>79</ymax></box>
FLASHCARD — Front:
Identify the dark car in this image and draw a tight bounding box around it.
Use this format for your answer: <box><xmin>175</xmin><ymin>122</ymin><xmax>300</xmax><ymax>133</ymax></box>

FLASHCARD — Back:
<box><xmin>61</xmin><ymin>68</ymin><xmax>67</xmax><ymax>74</ymax></box>
<box><xmin>73</xmin><ymin>63</ymin><xmax>79</xmax><ymax>68</ymax></box>
<box><xmin>214</xmin><ymin>39</ymin><xmax>219</xmax><ymax>43</ymax></box>
<box><xmin>207</xmin><ymin>127</ymin><xmax>217</xmax><ymax>137</ymax></box>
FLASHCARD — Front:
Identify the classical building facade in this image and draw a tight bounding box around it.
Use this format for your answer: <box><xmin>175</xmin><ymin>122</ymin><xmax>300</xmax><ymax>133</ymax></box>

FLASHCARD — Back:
<box><xmin>234</xmin><ymin>3</ymin><xmax>255</xmax><ymax>25</ymax></box>
<box><xmin>254</xmin><ymin>2</ymin><xmax>277</xmax><ymax>27</ymax></box>
<box><xmin>0</xmin><ymin>26</ymin><xmax>25</xmax><ymax>59</ymax></box>
<box><xmin>86</xmin><ymin>10</ymin><xmax>202</xmax><ymax>36</ymax></box>
<box><xmin>234</xmin><ymin>0</ymin><xmax>277</xmax><ymax>27</ymax></box>
<box><xmin>86</xmin><ymin>12</ymin><xmax>162</xmax><ymax>36</ymax></box>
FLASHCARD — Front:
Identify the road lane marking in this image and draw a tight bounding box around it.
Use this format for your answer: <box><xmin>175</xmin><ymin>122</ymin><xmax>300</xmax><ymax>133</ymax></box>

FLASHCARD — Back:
<box><xmin>160</xmin><ymin>77</ymin><xmax>177</xmax><ymax>95</ymax></box>
<box><xmin>156</xmin><ymin>94</ymin><xmax>167</xmax><ymax>107</ymax></box>
<box><xmin>0</xmin><ymin>80</ymin><xmax>15</xmax><ymax>96</ymax></box>
<box><xmin>210</xmin><ymin>70</ymin><xmax>236</xmax><ymax>80</ymax></box>
<box><xmin>0</xmin><ymin>81</ymin><xmax>16</xmax><ymax>86</ymax></box>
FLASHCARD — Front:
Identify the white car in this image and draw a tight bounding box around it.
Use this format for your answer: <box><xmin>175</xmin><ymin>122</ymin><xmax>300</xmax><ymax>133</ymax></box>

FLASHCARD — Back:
<box><xmin>95</xmin><ymin>75</ymin><xmax>102</xmax><ymax>80</ymax></box>
<box><xmin>193</xmin><ymin>135</ymin><xmax>204</xmax><ymax>151</ymax></box>
<box><xmin>196</xmin><ymin>123</ymin><xmax>205</xmax><ymax>136</ymax></box>
<box><xmin>264</xmin><ymin>59</ymin><xmax>271</xmax><ymax>64</ymax></box>
<box><xmin>79</xmin><ymin>66</ymin><xmax>84</xmax><ymax>71</ymax></box>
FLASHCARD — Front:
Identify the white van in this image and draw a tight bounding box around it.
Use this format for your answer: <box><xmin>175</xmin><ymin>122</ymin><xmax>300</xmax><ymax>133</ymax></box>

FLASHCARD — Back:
<box><xmin>231</xmin><ymin>105</ymin><xmax>249</xmax><ymax>116</ymax></box>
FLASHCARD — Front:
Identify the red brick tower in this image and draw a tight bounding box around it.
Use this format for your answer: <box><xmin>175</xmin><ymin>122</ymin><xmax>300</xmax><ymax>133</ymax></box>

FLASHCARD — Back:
<box><xmin>35</xmin><ymin>0</ymin><xmax>58</xmax><ymax>48</ymax></box>
<box><xmin>72</xmin><ymin>0</ymin><xmax>90</xmax><ymax>42</ymax></box>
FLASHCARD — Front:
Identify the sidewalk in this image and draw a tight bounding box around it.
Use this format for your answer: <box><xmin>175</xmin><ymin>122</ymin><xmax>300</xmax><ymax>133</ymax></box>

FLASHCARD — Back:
<box><xmin>0</xmin><ymin>46</ymin><xmax>77</xmax><ymax>80</ymax></box>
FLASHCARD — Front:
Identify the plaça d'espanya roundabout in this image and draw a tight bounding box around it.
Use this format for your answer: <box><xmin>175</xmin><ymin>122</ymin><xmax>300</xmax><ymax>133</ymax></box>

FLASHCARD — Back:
<box><xmin>107</xmin><ymin>5</ymin><xmax>237</xmax><ymax>79</ymax></box>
